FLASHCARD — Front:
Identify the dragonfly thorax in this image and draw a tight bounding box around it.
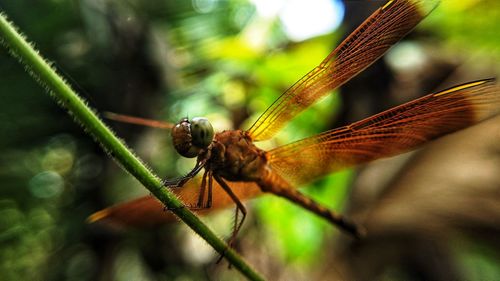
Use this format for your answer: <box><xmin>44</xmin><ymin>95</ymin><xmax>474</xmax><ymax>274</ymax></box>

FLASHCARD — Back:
<box><xmin>209</xmin><ymin>130</ymin><xmax>269</xmax><ymax>182</ymax></box>
<box><xmin>171</xmin><ymin>117</ymin><xmax>214</xmax><ymax>158</ymax></box>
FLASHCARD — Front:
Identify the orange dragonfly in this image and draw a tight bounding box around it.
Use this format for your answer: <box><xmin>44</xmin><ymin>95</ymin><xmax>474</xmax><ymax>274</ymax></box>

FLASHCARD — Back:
<box><xmin>89</xmin><ymin>0</ymin><xmax>500</xmax><ymax>242</ymax></box>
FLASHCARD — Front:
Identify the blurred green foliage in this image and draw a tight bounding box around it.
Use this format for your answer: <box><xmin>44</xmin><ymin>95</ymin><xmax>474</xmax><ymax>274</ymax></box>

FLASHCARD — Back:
<box><xmin>0</xmin><ymin>0</ymin><xmax>499</xmax><ymax>280</ymax></box>
<box><xmin>428</xmin><ymin>0</ymin><xmax>500</xmax><ymax>59</ymax></box>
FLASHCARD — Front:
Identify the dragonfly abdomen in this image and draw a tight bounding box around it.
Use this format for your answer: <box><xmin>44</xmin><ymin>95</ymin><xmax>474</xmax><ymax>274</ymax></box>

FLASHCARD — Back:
<box><xmin>258</xmin><ymin>170</ymin><xmax>363</xmax><ymax>237</ymax></box>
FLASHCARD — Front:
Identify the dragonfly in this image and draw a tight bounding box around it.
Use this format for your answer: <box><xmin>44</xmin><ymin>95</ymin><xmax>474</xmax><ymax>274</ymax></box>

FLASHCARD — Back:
<box><xmin>89</xmin><ymin>0</ymin><xmax>500</xmax><ymax>243</ymax></box>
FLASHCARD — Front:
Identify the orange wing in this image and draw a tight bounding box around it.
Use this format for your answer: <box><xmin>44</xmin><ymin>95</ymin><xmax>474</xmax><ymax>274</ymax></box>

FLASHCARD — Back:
<box><xmin>247</xmin><ymin>0</ymin><xmax>439</xmax><ymax>141</ymax></box>
<box><xmin>88</xmin><ymin>177</ymin><xmax>262</xmax><ymax>227</ymax></box>
<box><xmin>103</xmin><ymin>112</ymin><xmax>174</xmax><ymax>129</ymax></box>
<box><xmin>268</xmin><ymin>79</ymin><xmax>500</xmax><ymax>186</ymax></box>
<box><xmin>89</xmin><ymin>80</ymin><xmax>499</xmax><ymax>227</ymax></box>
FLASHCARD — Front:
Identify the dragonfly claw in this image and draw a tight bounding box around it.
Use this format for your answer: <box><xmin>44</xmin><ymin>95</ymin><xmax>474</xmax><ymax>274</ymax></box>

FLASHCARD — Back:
<box><xmin>161</xmin><ymin>177</ymin><xmax>188</xmax><ymax>188</ymax></box>
<box><xmin>161</xmin><ymin>178</ymin><xmax>176</xmax><ymax>187</ymax></box>
<box><xmin>163</xmin><ymin>204</ymin><xmax>185</xmax><ymax>212</ymax></box>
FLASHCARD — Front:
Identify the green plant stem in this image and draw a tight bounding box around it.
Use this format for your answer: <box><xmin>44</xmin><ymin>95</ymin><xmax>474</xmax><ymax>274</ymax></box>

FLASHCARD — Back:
<box><xmin>0</xmin><ymin>12</ymin><xmax>265</xmax><ymax>281</ymax></box>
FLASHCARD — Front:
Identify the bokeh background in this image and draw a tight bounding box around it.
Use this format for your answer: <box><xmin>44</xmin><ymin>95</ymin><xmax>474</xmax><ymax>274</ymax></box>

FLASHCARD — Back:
<box><xmin>0</xmin><ymin>0</ymin><xmax>499</xmax><ymax>280</ymax></box>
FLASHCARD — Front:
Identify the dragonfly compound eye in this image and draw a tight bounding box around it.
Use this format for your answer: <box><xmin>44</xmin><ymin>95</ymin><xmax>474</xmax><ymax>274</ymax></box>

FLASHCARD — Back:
<box><xmin>190</xmin><ymin>117</ymin><xmax>214</xmax><ymax>148</ymax></box>
<box><xmin>171</xmin><ymin>117</ymin><xmax>214</xmax><ymax>158</ymax></box>
<box><xmin>172</xmin><ymin>118</ymin><xmax>198</xmax><ymax>158</ymax></box>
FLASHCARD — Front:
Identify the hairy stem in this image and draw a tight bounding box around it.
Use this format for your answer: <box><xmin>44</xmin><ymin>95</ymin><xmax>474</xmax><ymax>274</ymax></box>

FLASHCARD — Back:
<box><xmin>0</xmin><ymin>12</ymin><xmax>265</xmax><ymax>281</ymax></box>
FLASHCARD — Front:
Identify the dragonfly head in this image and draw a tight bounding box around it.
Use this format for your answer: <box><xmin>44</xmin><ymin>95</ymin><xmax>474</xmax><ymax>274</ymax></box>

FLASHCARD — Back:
<box><xmin>171</xmin><ymin>117</ymin><xmax>214</xmax><ymax>158</ymax></box>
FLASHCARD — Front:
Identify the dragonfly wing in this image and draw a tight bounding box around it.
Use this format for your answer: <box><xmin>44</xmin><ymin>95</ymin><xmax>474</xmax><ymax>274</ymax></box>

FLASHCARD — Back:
<box><xmin>88</xmin><ymin>178</ymin><xmax>262</xmax><ymax>228</ymax></box>
<box><xmin>247</xmin><ymin>0</ymin><xmax>440</xmax><ymax>141</ymax></box>
<box><xmin>268</xmin><ymin>80</ymin><xmax>500</xmax><ymax>185</ymax></box>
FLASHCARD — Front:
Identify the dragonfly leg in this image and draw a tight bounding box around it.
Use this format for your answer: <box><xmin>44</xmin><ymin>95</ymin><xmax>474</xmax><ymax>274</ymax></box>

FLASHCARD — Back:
<box><xmin>196</xmin><ymin>170</ymin><xmax>208</xmax><ymax>208</ymax></box>
<box><xmin>181</xmin><ymin>171</ymin><xmax>215</xmax><ymax>211</ymax></box>
<box><xmin>265</xmin><ymin>185</ymin><xmax>365</xmax><ymax>239</ymax></box>
<box><xmin>206</xmin><ymin>171</ymin><xmax>213</xmax><ymax>208</ymax></box>
<box><xmin>188</xmin><ymin>170</ymin><xmax>213</xmax><ymax>210</ymax></box>
<box><xmin>213</xmin><ymin>175</ymin><xmax>247</xmax><ymax>247</ymax></box>
<box><xmin>162</xmin><ymin>158</ymin><xmax>206</xmax><ymax>187</ymax></box>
